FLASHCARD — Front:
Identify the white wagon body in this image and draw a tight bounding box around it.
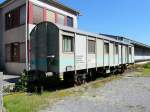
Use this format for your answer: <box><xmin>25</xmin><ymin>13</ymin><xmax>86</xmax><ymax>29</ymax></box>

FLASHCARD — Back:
<box><xmin>30</xmin><ymin>22</ymin><xmax>135</xmax><ymax>81</ymax></box>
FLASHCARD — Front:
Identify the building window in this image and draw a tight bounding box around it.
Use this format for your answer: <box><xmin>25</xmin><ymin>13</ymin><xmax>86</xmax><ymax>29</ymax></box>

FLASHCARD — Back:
<box><xmin>46</xmin><ymin>10</ymin><xmax>55</xmax><ymax>23</ymax></box>
<box><xmin>20</xmin><ymin>5</ymin><xmax>26</xmax><ymax>25</ymax></box>
<box><xmin>33</xmin><ymin>5</ymin><xmax>44</xmax><ymax>24</ymax></box>
<box><xmin>88</xmin><ymin>40</ymin><xmax>96</xmax><ymax>54</ymax></box>
<box><xmin>129</xmin><ymin>47</ymin><xmax>132</xmax><ymax>54</ymax></box>
<box><xmin>11</xmin><ymin>43</ymin><xmax>20</xmax><ymax>62</ymax></box>
<box><xmin>115</xmin><ymin>44</ymin><xmax>118</xmax><ymax>54</ymax></box>
<box><xmin>104</xmin><ymin>43</ymin><xmax>109</xmax><ymax>54</ymax></box>
<box><xmin>5</xmin><ymin>43</ymin><xmax>21</xmax><ymax>62</ymax></box>
<box><xmin>5</xmin><ymin>44</ymin><xmax>11</xmax><ymax>62</ymax></box>
<box><xmin>5</xmin><ymin>8</ymin><xmax>20</xmax><ymax>30</ymax></box>
<box><xmin>63</xmin><ymin>35</ymin><xmax>74</xmax><ymax>52</ymax></box>
<box><xmin>57</xmin><ymin>14</ymin><xmax>65</xmax><ymax>25</ymax></box>
<box><xmin>5</xmin><ymin>5</ymin><xmax>26</xmax><ymax>30</ymax></box>
<box><xmin>67</xmin><ymin>16</ymin><xmax>73</xmax><ymax>27</ymax></box>
<box><xmin>20</xmin><ymin>42</ymin><xmax>26</xmax><ymax>63</ymax></box>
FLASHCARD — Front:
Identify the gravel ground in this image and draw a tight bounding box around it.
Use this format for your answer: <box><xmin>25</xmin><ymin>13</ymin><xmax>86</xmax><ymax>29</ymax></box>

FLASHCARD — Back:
<box><xmin>41</xmin><ymin>73</ymin><xmax>150</xmax><ymax>112</ymax></box>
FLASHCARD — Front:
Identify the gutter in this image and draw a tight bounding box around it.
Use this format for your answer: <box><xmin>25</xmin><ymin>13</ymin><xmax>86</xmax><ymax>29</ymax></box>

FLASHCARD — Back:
<box><xmin>0</xmin><ymin>0</ymin><xmax>15</xmax><ymax>9</ymax></box>
<box><xmin>25</xmin><ymin>0</ymin><xmax>29</xmax><ymax>71</ymax></box>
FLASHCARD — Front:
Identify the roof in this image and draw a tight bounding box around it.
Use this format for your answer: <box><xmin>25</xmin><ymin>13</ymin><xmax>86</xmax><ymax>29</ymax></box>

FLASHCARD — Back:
<box><xmin>0</xmin><ymin>0</ymin><xmax>80</xmax><ymax>15</ymax></box>
<box><xmin>100</xmin><ymin>34</ymin><xmax>150</xmax><ymax>49</ymax></box>
<box><xmin>32</xmin><ymin>21</ymin><xmax>132</xmax><ymax>45</ymax></box>
<box><xmin>45</xmin><ymin>0</ymin><xmax>80</xmax><ymax>15</ymax></box>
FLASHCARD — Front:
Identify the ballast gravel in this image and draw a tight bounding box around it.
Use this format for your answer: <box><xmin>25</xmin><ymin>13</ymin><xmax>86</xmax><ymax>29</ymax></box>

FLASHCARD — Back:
<box><xmin>41</xmin><ymin>74</ymin><xmax>150</xmax><ymax>112</ymax></box>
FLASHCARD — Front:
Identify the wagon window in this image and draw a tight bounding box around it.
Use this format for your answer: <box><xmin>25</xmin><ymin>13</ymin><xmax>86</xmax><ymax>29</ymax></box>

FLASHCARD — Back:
<box><xmin>129</xmin><ymin>47</ymin><xmax>132</xmax><ymax>54</ymax></box>
<box><xmin>88</xmin><ymin>40</ymin><xmax>96</xmax><ymax>54</ymax></box>
<box><xmin>104</xmin><ymin>43</ymin><xmax>109</xmax><ymax>54</ymax></box>
<box><xmin>115</xmin><ymin>44</ymin><xmax>118</xmax><ymax>54</ymax></box>
<box><xmin>63</xmin><ymin>35</ymin><xmax>74</xmax><ymax>52</ymax></box>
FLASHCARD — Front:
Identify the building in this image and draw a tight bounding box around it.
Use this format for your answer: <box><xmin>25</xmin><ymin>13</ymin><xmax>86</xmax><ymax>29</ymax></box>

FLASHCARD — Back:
<box><xmin>0</xmin><ymin>0</ymin><xmax>80</xmax><ymax>74</ymax></box>
<box><xmin>101</xmin><ymin>34</ymin><xmax>150</xmax><ymax>62</ymax></box>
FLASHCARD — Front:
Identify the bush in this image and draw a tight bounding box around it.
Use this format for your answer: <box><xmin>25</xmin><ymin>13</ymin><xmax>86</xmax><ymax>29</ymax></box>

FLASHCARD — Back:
<box><xmin>15</xmin><ymin>70</ymin><xmax>61</xmax><ymax>93</ymax></box>
<box><xmin>15</xmin><ymin>70</ymin><xmax>29</xmax><ymax>92</ymax></box>
<box><xmin>3</xmin><ymin>84</ymin><xmax>15</xmax><ymax>93</ymax></box>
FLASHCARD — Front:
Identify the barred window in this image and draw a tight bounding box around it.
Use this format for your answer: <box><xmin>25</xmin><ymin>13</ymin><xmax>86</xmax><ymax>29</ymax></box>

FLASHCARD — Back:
<box><xmin>63</xmin><ymin>35</ymin><xmax>74</xmax><ymax>52</ymax></box>
<box><xmin>20</xmin><ymin>42</ymin><xmax>26</xmax><ymax>63</ymax></box>
<box><xmin>5</xmin><ymin>8</ymin><xmax>20</xmax><ymax>30</ymax></box>
<box><xmin>104</xmin><ymin>43</ymin><xmax>109</xmax><ymax>54</ymax></box>
<box><xmin>88</xmin><ymin>40</ymin><xmax>96</xmax><ymax>54</ymax></box>
<box><xmin>11</xmin><ymin>43</ymin><xmax>20</xmax><ymax>62</ymax></box>
<box><xmin>67</xmin><ymin>16</ymin><xmax>73</xmax><ymax>27</ymax></box>
<box><xmin>5</xmin><ymin>5</ymin><xmax>26</xmax><ymax>30</ymax></box>
<box><xmin>57</xmin><ymin>14</ymin><xmax>65</xmax><ymax>25</ymax></box>
<box><xmin>5</xmin><ymin>44</ymin><xmax>11</xmax><ymax>62</ymax></box>
<box><xmin>46</xmin><ymin>10</ymin><xmax>55</xmax><ymax>23</ymax></box>
<box><xmin>5</xmin><ymin>42</ymin><xmax>25</xmax><ymax>63</ymax></box>
<box><xmin>33</xmin><ymin>5</ymin><xmax>44</xmax><ymax>24</ymax></box>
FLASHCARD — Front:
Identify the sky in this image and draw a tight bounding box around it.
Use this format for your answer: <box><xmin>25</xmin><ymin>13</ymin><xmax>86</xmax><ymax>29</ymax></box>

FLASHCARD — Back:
<box><xmin>0</xmin><ymin>0</ymin><xmax>150</xmax><ymax>45</ymax></box>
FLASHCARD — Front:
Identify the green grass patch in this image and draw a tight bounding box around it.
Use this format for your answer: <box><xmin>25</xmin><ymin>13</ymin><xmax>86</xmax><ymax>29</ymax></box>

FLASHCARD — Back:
<box><xmin>143</xmin><ymin>63</ymin><xmax>150</xmax><ymax>69</ymax></box>
<box><xmin>4</xmin><ymin>90</ymin><xmax>76</xmax><ymax>112</ymax></box>
<box><xmin>134</xmin><ymin>68</ymin><xmax>150</xmax><ymax>77</ymax></box>
<box><xmin>141</xmin><ymin>69</ymin><xmax>150</xmax><ymax>76</ymax></box>
<box><xmin>132</xmin><ymin>62</ymin><xmax>150</xmax><ymax>77</ymax></box>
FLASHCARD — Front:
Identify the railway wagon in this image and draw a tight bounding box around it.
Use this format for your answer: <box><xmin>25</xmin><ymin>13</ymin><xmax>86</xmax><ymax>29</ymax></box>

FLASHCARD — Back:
<box><xmin>30</xmin><ymin>22</ymin><xmax>134</xmax><ymax>84</ymax></box>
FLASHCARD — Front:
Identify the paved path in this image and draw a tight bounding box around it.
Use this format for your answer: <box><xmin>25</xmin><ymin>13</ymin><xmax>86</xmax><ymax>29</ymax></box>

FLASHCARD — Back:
<box><xmin>41</xmin><ymin>76</ymin><xmax>150</xmax><ymax>112</ymax></box>
<box><xmin>3</xmin><ymin>74</ymin><xmax>20</xmax><ymax>87</ymax></box>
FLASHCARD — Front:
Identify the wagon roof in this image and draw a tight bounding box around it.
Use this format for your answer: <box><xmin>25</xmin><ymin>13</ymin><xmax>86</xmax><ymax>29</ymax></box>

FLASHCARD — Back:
<box><xmin>56</xmin><ymin>24</ymin><xmax>132</xmax><ymax>45</ymax></box>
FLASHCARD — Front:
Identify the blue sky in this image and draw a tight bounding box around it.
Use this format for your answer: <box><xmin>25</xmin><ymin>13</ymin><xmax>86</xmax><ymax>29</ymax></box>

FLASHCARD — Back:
<box><xmin>1</xmin><ymin>0</ymin><xmax>150</xmax><ymax>45</ymax></box>
<box><xmin>58</xmin><ymin>0</ymin><xmax>150</xmax><ymax>45</ymax></box>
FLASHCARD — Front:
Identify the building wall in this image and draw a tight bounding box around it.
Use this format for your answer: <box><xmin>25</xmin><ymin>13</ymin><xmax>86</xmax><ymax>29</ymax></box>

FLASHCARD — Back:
<box><xmin>29</xmin><ymin>0</ymin><xmax>78</xmax><ymax>28</ymax></box>
<box><xmin>134</xmin><ymin>45</ymin><xmax>150</xmax><ymax>62</ymax></box>
<box><xmin>0</xmin><ymin>0</ymin><xmax>78</xmax><ymax>74</ymax></box>
<box><xmin>1</xmin><ymin>0</ymin><xmax>26</xmax><ymax>74</ymax></box>
<box><xmin>0</xmin><ymin>9</ymin><xmax>3</xmax><ymax>69</ymax></box>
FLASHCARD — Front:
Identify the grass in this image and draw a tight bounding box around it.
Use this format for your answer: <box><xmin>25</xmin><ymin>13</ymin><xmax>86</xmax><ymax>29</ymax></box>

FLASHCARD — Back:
<box><xmin>90</xmin><ymin>75</ymin><xmax>122</xmax><ymax>88</ymax></box>
<box><xmin>4</xmin><ymin>75</ymin><xmax>120</xmax><ymax>112</ymax></box>
<box><xmin>133</xmin><ymin>62</ymin><xmax>150</xmax><ymax>77</ymax></box>
<box><xmin>143</xmin><ymin>62</ymin><xmax>150</xmax><ymax>69</ymax></box>
<box><xmin>4</xmin><ymin>90</ymin><xmax>76</xmax><ymax>112</ymax></box>
<box><xmin>141</xmin><ymin>69</ymin><xmax>150</xmax><ymax>76</ymax></box>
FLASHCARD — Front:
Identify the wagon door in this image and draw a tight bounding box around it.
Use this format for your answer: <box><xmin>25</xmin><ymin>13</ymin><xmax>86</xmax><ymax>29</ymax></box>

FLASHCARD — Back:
<box><xmin>128</xmin><ymin>47</ymin><xmax>132</xmax><ymax>63</ymax></box>
<box><xmin>87</xmin><ymin>38</ymin><xmax>96</xmax><ymax>68</ymax></box>
<box><xmin>109</xmin><ymin>42</ymin><xmax>114</xmax><ymax>66</ymax></box>
<box><xmin>122</xmin><ymin>45</ymin><xmax>126</xmax><ymax>64</ymax></box>
<box><xmin>125</xmin><ymin>46</ymin><xmax>129</xmax><ymax>63</ymax></box>
<box><xmin>114</xmin><ymin>44</ymin><xmax>119</xmax><ymax>66</ymax></box>
<box><xmin>97</xmin><ymin>39</ymin><xmax>104</xmax><ymax>67</ymax></box>
<box><xmin>75</xmin><ymin>34</ymin><xmax>87</xmax><ymax>70</ymax></box>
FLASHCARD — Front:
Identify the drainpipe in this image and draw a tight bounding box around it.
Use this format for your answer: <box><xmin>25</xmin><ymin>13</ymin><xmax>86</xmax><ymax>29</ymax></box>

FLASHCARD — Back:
<box><xmin>25</xmin><ymin>0</ymin><xmax>29</xmax><ymax>71</ymax></box>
